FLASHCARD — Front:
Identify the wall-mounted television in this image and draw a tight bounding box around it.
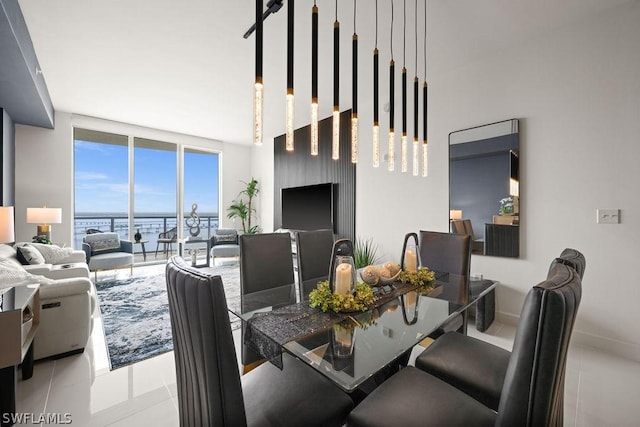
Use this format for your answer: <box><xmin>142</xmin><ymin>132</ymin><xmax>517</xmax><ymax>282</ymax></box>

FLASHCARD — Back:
<box><xmin>281</xmin><ymin>183</ymin><xmax>335</xmax><ymax>231</ymax></box>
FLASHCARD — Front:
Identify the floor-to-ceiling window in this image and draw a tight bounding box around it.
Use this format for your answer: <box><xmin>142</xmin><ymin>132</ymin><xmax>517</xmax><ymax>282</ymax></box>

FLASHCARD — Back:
<box><xmin>133</xmin><ymin>137</ymin><xmax>178</xmax><ymax>258</ymax></box>
<box><xmin>73</xmin><ymin>128</ymin><xmax>220</xmax><ymax>264</ymax></box>
<box><xmin>73</xmin><ymin>129</ymin><xmax>129</xmax><ymax>248</ymax></box>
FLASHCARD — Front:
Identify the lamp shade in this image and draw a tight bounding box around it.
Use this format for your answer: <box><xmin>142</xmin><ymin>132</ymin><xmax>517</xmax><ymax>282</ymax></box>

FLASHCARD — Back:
<box><xmin>449</xmin><ymin>210</ymin><xmax>463</xmax><ymax>221</ymax></box>
<box><xmin>27</xmin><ymin>207</ymin><xmax>62</xmax><ymax>224</ymax></box>
<box><xmin>0</xmin><ymin>206</ymin><xmax>15</xmax><ymax>243</ymax></box>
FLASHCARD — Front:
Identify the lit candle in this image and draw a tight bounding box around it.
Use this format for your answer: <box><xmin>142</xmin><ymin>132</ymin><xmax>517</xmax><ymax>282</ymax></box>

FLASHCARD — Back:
<box><xmin>334</xmin><ymin>263</ymin><xmax>353</xmax><ymax>295</ymax></box>
<box><xmin>404</xmin><ymin>290</ymin><xmax>417</xmax><ymax>307</ymax></box>
<box><xmin>405</xmin><ymin>249</ymin><xmax>417</xmax><ymax>272</ymax></box>
<box><xmin>335</xmin><ymin>328</ymin><xmax>353</xmax><ymax>347</ymax></box>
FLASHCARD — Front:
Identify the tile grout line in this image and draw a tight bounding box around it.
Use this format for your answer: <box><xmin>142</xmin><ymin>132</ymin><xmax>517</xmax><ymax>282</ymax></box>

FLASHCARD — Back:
<box><xmin>40</xmin><ymin>360</ymin><xmax>56</xmax><ymax>427</ymax></box>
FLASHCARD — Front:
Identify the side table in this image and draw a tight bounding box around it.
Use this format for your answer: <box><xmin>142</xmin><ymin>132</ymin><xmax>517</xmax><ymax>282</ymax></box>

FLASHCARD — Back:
<box><xmin>133</xmin><ymin>240</ymin><xmax>149</xmax><ymax>261</ymax></box>
<box><xmin>0</xmin><ymin>284</ymin><xmax>40</xmax><ymax>427</ymax></box>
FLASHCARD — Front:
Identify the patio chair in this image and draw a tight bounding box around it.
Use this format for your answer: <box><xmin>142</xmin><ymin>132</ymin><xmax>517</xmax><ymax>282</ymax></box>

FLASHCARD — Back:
<box><xmin>155</xmin><ymin>227</ymin><xmax>177</xmax><ymax>258</ymax></box>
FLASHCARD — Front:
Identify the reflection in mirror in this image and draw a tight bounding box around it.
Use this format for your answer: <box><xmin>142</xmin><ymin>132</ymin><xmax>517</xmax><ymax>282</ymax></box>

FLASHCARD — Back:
<box><xmin>449</xmin><ymin>119</ymin><xmax>520</xmax><ymax>258</ymax></box>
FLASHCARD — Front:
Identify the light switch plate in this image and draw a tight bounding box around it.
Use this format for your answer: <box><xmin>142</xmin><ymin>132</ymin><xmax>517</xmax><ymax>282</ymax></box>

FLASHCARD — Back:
<box><xmin>597</xmin><ymin>209</ymin><xmax>620</xmax><ymax>224</ymax></box>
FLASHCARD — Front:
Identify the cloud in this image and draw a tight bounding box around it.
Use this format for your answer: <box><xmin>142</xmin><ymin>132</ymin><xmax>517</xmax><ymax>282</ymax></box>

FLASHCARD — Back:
<box><xmin>75</xmin><ymin>171</ymin><xmax>109</xmax><ymax>181</ymax></box>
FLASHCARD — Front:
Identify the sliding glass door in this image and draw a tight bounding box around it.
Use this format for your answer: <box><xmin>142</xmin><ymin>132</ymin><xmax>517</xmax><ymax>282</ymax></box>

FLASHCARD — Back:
<box><xmin>73</xmin><ymin>129</ymin><xmax>129</xmax><ymax>249</ymax></box>
<box><xmin>133</xmin><ymin>138</ymin><xmax>177</xmax><ymax>258</ymax></box>
<box><xmin>73</xmin><ymin>128</ymin><xmax>220</xmax><ymax>264</ymax></box>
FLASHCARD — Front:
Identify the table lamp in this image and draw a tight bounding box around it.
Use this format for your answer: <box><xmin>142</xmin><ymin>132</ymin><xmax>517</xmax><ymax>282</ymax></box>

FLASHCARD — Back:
<box><xmin>450</xmin><ymin>210</ymin><xmax>463</xmax><ymax>221</ymax></box>
<box><xmin>0</xmin><ymin>206</ymin><xmax>15</xmax><ymax>244</ymax></box>
<box><xmin>26</xmin><ymin>206</ymin><xmax>62</xmax><ymax>241</ymax></box>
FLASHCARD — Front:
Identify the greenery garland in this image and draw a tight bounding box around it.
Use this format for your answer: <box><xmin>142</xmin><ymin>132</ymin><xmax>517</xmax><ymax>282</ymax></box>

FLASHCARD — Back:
<box><xmin>309</xmin><ymin>281</ymin><xmax>376</xmax><ymax>313</ymax></box>
<box><xmin>397</xmin><ymin>267</ymin><xmax>436</xmax><ymax>291</ymax></box>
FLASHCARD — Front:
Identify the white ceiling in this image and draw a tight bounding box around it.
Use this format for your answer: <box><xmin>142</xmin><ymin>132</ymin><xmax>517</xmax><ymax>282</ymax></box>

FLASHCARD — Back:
<box><xmin>18</xmin><ymin>0</ymin><xmax>634</xmax><ymax>145</ymax></box>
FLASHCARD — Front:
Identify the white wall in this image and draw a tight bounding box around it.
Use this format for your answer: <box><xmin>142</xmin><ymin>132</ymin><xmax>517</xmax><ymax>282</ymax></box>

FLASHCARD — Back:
<box><xmin>254</xmin><ymin>2</ymin><xmax>640</xmax><ymax>359</ymax></box>
<box><xmin>15</xmin><ymin>112</ymin><xmax>252</xmax><ymax>247</ymax></box>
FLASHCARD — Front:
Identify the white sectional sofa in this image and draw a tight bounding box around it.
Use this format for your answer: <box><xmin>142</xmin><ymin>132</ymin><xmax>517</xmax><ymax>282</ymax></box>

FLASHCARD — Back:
<box><xmin>0</xmin><ymin>243</ymin><xmax>96</xmax><ymax>360</ymax></box>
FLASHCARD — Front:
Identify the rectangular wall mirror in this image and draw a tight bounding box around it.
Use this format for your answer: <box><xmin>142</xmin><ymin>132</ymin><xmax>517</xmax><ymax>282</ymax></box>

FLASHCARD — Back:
<box><xmin>449</xmin><ymin>119</ymin><xmax>520</xmax><ymax>257</ymax></box>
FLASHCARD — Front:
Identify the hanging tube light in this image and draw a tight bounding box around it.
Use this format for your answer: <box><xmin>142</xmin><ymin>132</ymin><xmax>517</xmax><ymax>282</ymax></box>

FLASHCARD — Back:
<box><xmin>388</xmin><ymin>0</ymin><xmax>395</xmax><ymax>172</ymax></box>
<box><xmin>422</xmin><ymin>0</ymin><xmax>428</xmax><ymax>177</ymax></box>
<box><xmin>285</xmin><ymin>0</ymin><xmax>295</xmax><ymax>151</ymax></box>
<box><xmin>254</xmin><ymin>0</ymin><xmax>263</xmax><ymax>145</ymax></box>
<box><xmin>332</xmin><ymin>0</ymin><xmax>340</xmax><ymax>160</ymax></box>
<box><xmin>401</xmin><ymin>0</ymin><xmax>407</xmax><ymax>173</ymax></box>
<box><xmin>311</xmin><ymin>2</ymin><xmax>319</xmax><ymax>155</ymax></box>
<box><xmin>351</xmin><ymin>0</ymin><xmax>358</xmax><ymax>164</ymax></box>
<box><xmin>412</xmin><ymin>0</ymin><xmax>419</xmax><ymax>176</ymax></box>
<box><xmin>372</xmin><ymin>0</ymin><xmax>380</xmax><ymax>167</ymax></box>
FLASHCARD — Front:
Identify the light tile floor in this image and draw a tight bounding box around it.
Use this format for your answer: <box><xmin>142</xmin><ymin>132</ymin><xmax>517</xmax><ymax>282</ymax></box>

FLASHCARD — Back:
<box><xmin>15</xmin><ymin>302</ymin><xmax>640</xmax><ymax>426</ymax></box>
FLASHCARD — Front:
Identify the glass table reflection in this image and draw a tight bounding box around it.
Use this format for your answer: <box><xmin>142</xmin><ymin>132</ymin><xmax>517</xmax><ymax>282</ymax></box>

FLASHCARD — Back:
<box><xmin>226</xmin><ymin>276</ymin><xmax>494</xmax><ymax>392</ymax></box>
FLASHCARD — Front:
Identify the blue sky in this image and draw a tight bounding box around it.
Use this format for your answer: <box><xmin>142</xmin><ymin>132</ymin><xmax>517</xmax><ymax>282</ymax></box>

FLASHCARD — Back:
<box><xmin>74</xmin><ymin>140</ymin><xmax>219</xmax><ymax>215</ymax></box>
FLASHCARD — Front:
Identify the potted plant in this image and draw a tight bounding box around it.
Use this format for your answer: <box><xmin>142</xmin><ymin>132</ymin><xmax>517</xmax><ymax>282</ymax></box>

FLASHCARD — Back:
<box><xmin>227</xmin><ymin>177</ymin><xmax>261</xmax><ymax>234</ymax></box>
<box><xmin>354</xmin><ymin>237</ymin><xmax>379</xmax><ymax>269</ymax></box>
<box><xmin>499</xmin><ymin>196</ymin><xmax>515</xmax><ymax>215</ymax></box>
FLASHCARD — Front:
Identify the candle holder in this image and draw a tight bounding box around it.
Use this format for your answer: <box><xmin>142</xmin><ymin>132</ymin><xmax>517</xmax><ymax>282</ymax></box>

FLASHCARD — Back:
<box><xmin>328</xmin><ymin>239</ymin><xmax>357</xmax><ymax>295</ymax></box>
<box><xmin>400</xmin><ymin>232</ymin><xmax>421</xmax><ymax>272</ymax></box>
<box><xmin>330</xmin><ymin>321</ymin><xmax>356</xmax><ymax>372</ymax></box>
<box><xmin>400</xmin><ymin>291</ymin><xmax>420</xmax><ymax>325</ymax></box>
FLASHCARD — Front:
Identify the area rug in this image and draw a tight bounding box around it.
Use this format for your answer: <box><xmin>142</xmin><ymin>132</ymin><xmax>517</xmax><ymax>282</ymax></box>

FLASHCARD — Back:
<box><xmin>95</xmin><ymin>263</ymin><xmax>240</xmax><ymax>370</ymax></box>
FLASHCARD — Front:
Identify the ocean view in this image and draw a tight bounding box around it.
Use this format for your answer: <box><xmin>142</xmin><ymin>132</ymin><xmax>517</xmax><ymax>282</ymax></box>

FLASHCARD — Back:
<box><xmin>73</xmin><ymin>213</ymin><xmax>219</xmax><ymax>253</ymax></box>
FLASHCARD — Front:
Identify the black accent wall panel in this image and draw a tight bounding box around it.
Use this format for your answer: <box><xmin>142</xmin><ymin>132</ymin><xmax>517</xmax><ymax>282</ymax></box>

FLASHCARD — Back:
<box><xmin>274</xmin><ymin>110</ymin><xmax>356</xmax><ymax>241</ymax></box>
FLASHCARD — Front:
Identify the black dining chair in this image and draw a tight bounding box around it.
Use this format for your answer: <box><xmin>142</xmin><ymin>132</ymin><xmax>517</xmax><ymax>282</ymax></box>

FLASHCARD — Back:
<box><xmin>165</xmin><ymin>256</ymin><xmax>353</xmax><ymax>427</ymax></box>
<box><xmin>347</xmin><ymin>258</ymin><xmax>583</xmax><ymax>427</ymax></box>
<box><xmin>419</xmin><ymin>230</ymin><xmax>472</xmax><ymax>335</ymax></box>
<box><xmin>413</xmin><ymin>248</ymin><xmax>586</xmax><ymax>414</ymax></box>
<box><xmin>295</xmin><ymin>229</ymin><xmax>334</xmax><ymax>300</ymax></box>
<box><xmin>239</xmin><ymin>232</ymin><xmax>296</xmax><ymax>372</ymax></box>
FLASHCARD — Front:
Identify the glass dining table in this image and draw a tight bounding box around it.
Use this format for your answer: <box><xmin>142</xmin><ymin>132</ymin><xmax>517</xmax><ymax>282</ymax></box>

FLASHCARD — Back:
<box><xmin>226</xmin><ymin>274</ymin><xmax>495</xmax><ymax>392</ymax></box>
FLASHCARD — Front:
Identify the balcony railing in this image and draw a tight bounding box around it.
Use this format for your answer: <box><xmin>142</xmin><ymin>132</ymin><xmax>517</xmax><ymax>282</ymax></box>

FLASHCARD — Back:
<box><xmin>74</xmin><ymin>214</ymin><xmax>219</xmax><ymax>263</ymax></box>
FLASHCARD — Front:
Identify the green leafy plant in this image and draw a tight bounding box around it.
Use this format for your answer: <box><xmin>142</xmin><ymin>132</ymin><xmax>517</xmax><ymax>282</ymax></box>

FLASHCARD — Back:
<box><xmin>398</xmin><ymin>267</ymin><xmax>436</xmax><ymax>291</ymax></box>
<box><xmin>354</xmin><ymin>237</ymin><xmax>379</xmax><ymax>269</ymax></box>
<box><xmin>32</xmin><ymin>235</ymin><xmax>52</xmax><ymax>244</ymax></box>
<box><xmin>309</xmin><ymin>281</ymin><xmax>376</xmax><ymax>313</ymax></box>
<box><xmin>227</xmin><ymin>177</ymin><xmax>261</xmax><ymax>234</ymax></box>
<box><xmin>499</xmin><ymin>196</ymin><xmax>514</xmax><ymax>214</ymax></box>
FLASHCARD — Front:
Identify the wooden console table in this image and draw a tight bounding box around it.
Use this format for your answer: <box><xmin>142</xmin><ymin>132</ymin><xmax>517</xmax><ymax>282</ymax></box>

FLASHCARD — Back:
<box><xmin>0</xmin><ymin>284</ymin><xmax>40</xmax><ymax>427</ymax></box>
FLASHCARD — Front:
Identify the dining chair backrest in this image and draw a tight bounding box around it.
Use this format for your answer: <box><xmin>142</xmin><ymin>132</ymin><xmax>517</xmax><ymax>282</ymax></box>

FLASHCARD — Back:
<box><xmin>419</xmin><ymin>231</ymin><xmax>471</xmax><ymax>306</ymax></box>
<box><xmin>239</xmin><ymin>233</ymin><xmax>296</xmax><ymax>366</ymax></box>
<box><xmin>239</xmin><ymin>233</ymin><xmax>295</xmax><ymax>295</ymax></box>
<box><xmin>496</xmin><ymin>261</ymin><xmax>582</xmax><ymax>427</ymax></box>
<box><xmin>451</xmin><ymin>220</ymin><xmax>466</xmax><ymax>235</ymax></box>
<box><xmin>419</xmin><ymin>230</ymin><xmax>471</xmax><ymax>276</ymax></box>
<box><xmin>165</xmin><ymin>256</ymin><xmax>247</xmax><ymax>427</ymax></box>
<box><xmin>549</xmin><ymin>248</ymin><xmax>586</xmax><ymax>279</ymax></box>
<box><xmin>295</xmin><ymin>229</ymin><xmax>334</xmax><ymax>299</ymax></box>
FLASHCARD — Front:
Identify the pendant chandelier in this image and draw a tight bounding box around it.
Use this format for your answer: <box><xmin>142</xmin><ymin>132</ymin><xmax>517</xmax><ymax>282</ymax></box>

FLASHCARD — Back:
<box><xmin>310</xmin><ymin>1</ymin><xmax>319</xmax><ymax>155</ymax></box>
<box><xmin>388</xmin><ymin>0</ymin><xmax>395</xmax><ymax>172</ymax></box>
<box><xmin>351</xmin><ymin>0</ymin><xmax>358</xmax><ymax>164</ymax></box>
<box><xmin>401</xmin><ymin>0</ymin><xmax>408</xmax><ymax>173</ymax></box>
<box><xmin>412</xmin><ymin>0</ymin><xmax>419</xmax><ymax>176</ymax></box>
<box><xmin>422</xmin><ymin>0</ymin><xmax>429</xmax><ymax>177</ymax></box>
<box><xmin>372</xmin><ymin>0</ymin><xmax>380</xmax><ymax>167</ymax></box>
<box><xmin>332</xmin><ymin>0</ymin><xmax>340</xmax><ymax>160</ymax></box>
<box><xmin>285</xmin><ymin>0</ymin><xmax>294</xmax><ymax>151</ymax></box>
<box><xmin>253</xmin><ymin>0</ymin><xmax>263</xmax><ymax>146</ymax></box>
<box><xmin>247</xmin><ymin>0</ymin><xmax>429</xmax><ymax>178</ymax></box>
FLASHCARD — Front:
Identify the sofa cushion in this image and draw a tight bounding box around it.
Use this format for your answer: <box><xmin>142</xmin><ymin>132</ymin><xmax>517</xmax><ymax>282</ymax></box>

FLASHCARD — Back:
<box><xmin>17</xmin><ymin>245</ymin><xmax>46</xmax><ymax>265</ymax></box>
<box><xmin>84</xmin><ymin>232</ymin><xmax>121</xmax><ymax>253</ymax></box>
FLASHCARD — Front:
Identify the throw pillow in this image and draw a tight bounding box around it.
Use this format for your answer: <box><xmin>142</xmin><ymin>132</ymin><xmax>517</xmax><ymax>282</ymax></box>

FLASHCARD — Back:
<box><xmin>85</xmin><ymin>233</ymin><xmax>121</xmax><ymax>253</ymax></box>
<box><xmin>16</xmin><ymin>245</ymin><xmax>46</xmax><ymax>265</ymax></box>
